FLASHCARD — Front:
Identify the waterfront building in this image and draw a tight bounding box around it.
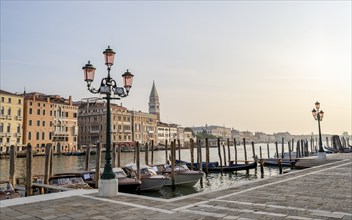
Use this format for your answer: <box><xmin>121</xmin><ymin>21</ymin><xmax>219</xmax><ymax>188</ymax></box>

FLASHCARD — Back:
<box><xmin>192</xmin><ymin>124</ymin><xmax>232</xmax><ymax>140</ymax></box>
<box><xmin>231</xmin><ymin>129</ymin><xmax>240</xmax><ymax>141</ymax></box>
<box><xmin>157</xmin><ymin>122</ymin><xmax>178</xmax><ymax>145</ymax></box>
<box><xmin>148</xmin><ymin>81</ymin><xmax>160</xmax><ymax>121</ymax></box>
<box><xmin>0</xmin><ymin>90</ymin><xmax>24</xmax><ymax>153</ymax></box>
<box><xmin>239</xmin><ymin>131</ymin><xmax>254</xmax><ymax>142</ymax></box>
<box><xmin>23</xmin><ymin>92</ymin><xmax>78</xmax><ymax>153</ymax></box>
<box><xmin>131</xmin><ymin>110</ymin><xmax>158</xmax><ymax>145</ymax></box>
<box><xmin>78</xmin><ymin>98</ymin><xmax>132</xmax><ymax>147</ymax></box>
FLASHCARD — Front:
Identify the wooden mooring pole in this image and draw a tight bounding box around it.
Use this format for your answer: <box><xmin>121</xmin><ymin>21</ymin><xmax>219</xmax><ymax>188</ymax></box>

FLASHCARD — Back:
<box><xmin>151</xmin><ymin>140</ymin><xmax>154</xmax><ymax>165</ymax></box>
<box><xmin>136</xmin><ymin>142</ymin><xmax>141</xmax><ymax>185</ymax></box>
<box><xmin>112</xmin><ymin>143</ymin><xmax>116</xmax><ymax>168</ymax></box>
<box><xmin>145</xmin><ymin>142</ymin><xmax>149</xmax><ymax>165</ymax></box>
<box><xmin>44</xmin><ymin>144</ymin><xmax>51</xmax><ymax>194</ymax></box>
<box><xmin>205</xmin><ymin>138</ymin><xmax>209</xmax><ymax>175</ymax></box>
<box><xmin>217</xmin><ymin>138</ymin><xmax>223</xmax><ymax>174</ymax></box>
<box><xmin>117</xmin><ymin>145</ymin><xmax>121</xmax><ymax>167</ymax></box>
<box><xmin>190</xmin><ymin>138</ymin><xmax>195</xmax><ymax>170</ymax></box>
<box><xmin>243</xmin><ymin>138</ymin><xmax>248</xmax><ymax>164</ymax></box>
<box><xmin>234</xmin><ymin>138</ymin><xmax>238</xmax><ymax>165</ymax></box>
<box><xmin>9</xmin><ymin>145</ymin><xmax>16</xmax><ymax>188</ymax></box>
<box><xmin>222</xmin><ymin>144</ymin><xmax>227</xmax><ymax>166</ymax></box>
<box><xmin>281</xmin><ymin>138</ymin><xmax>284</xmax><ymax>159</ymax></box>
<box><xmin>227</xmin><ymin>138</ymin><xmax>231</xmax><ymax>164</ymax></box>
<box><xmin>85</xmin><ymin>146</ymin><xmax>91</xmax><ymax>171</ymax></box>
<box><xmin>275</xmin><ymin>142</ymin><xmax>279</xmax><ymax>159</ymax></box>
<box><xmin>171</xmin><ymin>140</ymin><xmax>176</xmax><ymax>191</ymax></box>
<box><xmin>26</xmin><ymin>144</ymin><xmax>33</xmax><ymax>197</ymax></box>
<box><xmin>259</xmin><ymin>146</ymin><xmax>264</xmax><ymax>177</ymax></box>
<box><xmin>95</xmin><ymin>143</ymin><xmax>102</xmax><ymax>189</ymax></box>
<box><xmin>178</xmin><ymin>139</ymin><xmax>181</xmax><ymax>161</ymax></box>
<box><xmin>165</xmin><ymin>140</ymin><xmax>168</xmax><ymax>164</ymax></box>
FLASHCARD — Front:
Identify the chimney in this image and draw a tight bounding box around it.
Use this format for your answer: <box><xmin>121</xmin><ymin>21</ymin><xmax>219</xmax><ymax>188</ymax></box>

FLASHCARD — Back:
<box><xmin>69</xmin><ymin>96</ymin><xmax>72</xmax><ymax>105</ymax></box>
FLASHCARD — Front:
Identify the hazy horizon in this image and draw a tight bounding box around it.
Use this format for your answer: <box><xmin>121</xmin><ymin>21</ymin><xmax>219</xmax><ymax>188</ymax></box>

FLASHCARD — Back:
<box><xmin>1</xmin><ymin>1</ymin><xmax>351</xmax><ymax>135</ymax></box>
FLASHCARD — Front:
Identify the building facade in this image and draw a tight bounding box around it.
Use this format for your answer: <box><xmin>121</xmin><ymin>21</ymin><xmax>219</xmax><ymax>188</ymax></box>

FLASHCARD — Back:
<box><xmin>78</xmin><ymin>98</ymin><xmax>133</xmax><ymax>148</ymax></box>
<box><xmin>23</xmin><ymin>93</ymin><xmax>78</xmax><ymax>153</ymax></box>
<box><xmin>0</xmin><ymin>90</ymin><xmax>24</xmax><ymax>153</ymax></box>
<box><xmin>131</xmin><ymin>110</ymin><xmax>158</xmax><ymax>145</ymax></box>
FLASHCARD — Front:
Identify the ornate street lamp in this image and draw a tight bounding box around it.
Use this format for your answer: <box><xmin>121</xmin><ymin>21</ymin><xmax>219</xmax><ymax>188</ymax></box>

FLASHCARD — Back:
<box><xmin>312</xmin><ymin>101</ymin><xmax>326</xmax><ymax>159</ymax></box>
<box><xmin>82</xmin><ymin>46</ymin><xmax>134</xmax><ymax>183</ymax></box>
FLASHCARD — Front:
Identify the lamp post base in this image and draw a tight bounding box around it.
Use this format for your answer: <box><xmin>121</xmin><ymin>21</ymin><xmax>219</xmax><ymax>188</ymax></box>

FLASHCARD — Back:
<box><xmin>317</xmin><ymin>152</ymin><xmax>326</xmax><ymax>160</ymax></box>
<box><xmin>98</xmin><ymin>179</ymin><xmax>118</xmax><ymax>197</ymax></box>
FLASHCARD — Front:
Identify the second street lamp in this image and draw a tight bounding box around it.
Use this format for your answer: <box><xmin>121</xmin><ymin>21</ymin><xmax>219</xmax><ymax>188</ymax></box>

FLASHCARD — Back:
<box><xmin>82</xmin><ymin>46</ymin><xmax>134</xmax><ymax>195</ymax></box>
<box><xmin>312</xmin><ymin>101</ymin><xmax>326</xmax><ymax>160</ymax></box>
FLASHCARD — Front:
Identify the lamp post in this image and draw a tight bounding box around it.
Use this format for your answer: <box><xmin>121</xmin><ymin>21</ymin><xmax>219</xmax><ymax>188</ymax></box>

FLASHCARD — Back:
<box><xmin>82</xmin><ymin>46</ymin><xmax>134</xmax><ymax>196</ymax></box>
<box><xmin>312</xmin><ymin>101</ymin><xmax>326</xmax><ymax>160</ymax></box>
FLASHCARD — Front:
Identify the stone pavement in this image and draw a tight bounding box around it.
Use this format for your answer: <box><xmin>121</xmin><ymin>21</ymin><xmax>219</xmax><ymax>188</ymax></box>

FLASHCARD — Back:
<box><xmin>1</xmin><ymin>153</ymin><xmax>351</xmax><ymax>220</ymax></box>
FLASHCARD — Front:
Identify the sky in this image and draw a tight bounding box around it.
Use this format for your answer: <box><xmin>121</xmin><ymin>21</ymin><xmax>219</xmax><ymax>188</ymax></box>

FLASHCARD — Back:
<box><xmin>1</xmin><ymin>1</ymin><xmax>351</xmax><ymax>135</ymax></box>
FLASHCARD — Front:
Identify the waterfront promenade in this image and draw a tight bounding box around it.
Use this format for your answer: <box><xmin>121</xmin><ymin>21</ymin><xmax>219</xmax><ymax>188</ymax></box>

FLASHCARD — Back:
<box><xmin>1</xmin><ymin>153</ymin><xmax>351</xmax><ymax>220</ymax></box>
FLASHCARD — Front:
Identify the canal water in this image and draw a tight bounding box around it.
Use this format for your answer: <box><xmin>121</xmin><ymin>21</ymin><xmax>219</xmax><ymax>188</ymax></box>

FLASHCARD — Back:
<box><xmin>0</xmin><ymin>143</ymin><xmax>292</xmax><ymax>199</ymax></box>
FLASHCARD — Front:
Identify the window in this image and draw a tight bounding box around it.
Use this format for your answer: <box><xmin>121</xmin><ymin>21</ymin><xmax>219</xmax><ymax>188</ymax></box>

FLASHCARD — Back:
<box><xmin>42</xmin><ymin>132</ymin><xmax>45</xmax><ymax>140</ymax></box>
<box><xmin>36</xmin><ymin>132</ymin><xmax>39</xmax><ymax>140</ymax></box>
<box><xmin>0</xmin><ymin>123</ymin><xmax>3</xmax><ymax>132</ymax></box>
<box><xmin>28</xmin><ymin>132</ymin><xmax>31</xmax><ymax>140</ymax></box>
<box><xmin>17</xmin><ymin>109</ymin><xmax>21</xmax><ymax>116</ymax></box>
<box><xmin>18</xmin><ymin>99</ymin><xmax>21</xmax><ymax>104</ymax></box>
<box><xmin>38</xmin><ymin>103</ymin><xmax>40</xmax><ymax>107</ymax></box>
<box><xmin>42</xmin><ymin>121</ymin><xmax>45</xmax><ymax>126</ymax></box>
<box><xmin>37</xmin><ymin>120</ymin><xmax>40</xmax><ymax>126</ymax></box>
<box><xmin>8</xmin><ymin>98</ymin><xmax>11</xmax><ymax>103</ymax></box>
<box><xmin>7</xmin><ymin>124</ymin><xmax>10</xmax><ymax>132</ymax></box>
<box><xmin>43</xmin><ymin>110</ymin><xmax>46</xmax><ymax>115</ymax></box>
<box><xmin>37</xmin><ymin>109</ymin><xmax>40</xmax><ymax>115</ymax></box>
<box><xmin>1</xmin><ymin>97</ymin><xmax>4</xmax><ymax>102</ymax></box>
<box><xmin>0</xmin><ymin>107</ymin><xmax>4</xmax><ymax>115</ymax></box>
<box><xmin>29</xmin><ymin>108</ymin><xmax>32</xmax><ymax>114</ymax></box>
<box><xmin>7</xmin><ymin>108</ymin><xmax>11</xmax><ymax>116</ymax></box>
<box><xmin>17</xmin><ymin>125</ymin><xmax>20</xmax><ymax>133</ymax></box>
<box><xmin>29</xmin><ymin>120</ymin><xmax>32</xmax><ymax>126</ymax></box>
<box><xmin>50</xmin><ymin>111</ymin><xmax>52</xmax><ymax>116</ymax></box>
<box><xmin>29</xmin><ymin>102</ymin><xmax>32</xmax><ymax>106</ymax></box>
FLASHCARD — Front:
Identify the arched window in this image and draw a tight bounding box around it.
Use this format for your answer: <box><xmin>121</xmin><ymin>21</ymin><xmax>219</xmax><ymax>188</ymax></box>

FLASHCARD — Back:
<box><xmin>7</xmin><ymin>108</ymin><xmax>11</xmax><ymax>116</ymax></box>
<box><xmin>17</xmin><ymin>108</ymin><xmax>21</xmax><ymax>116</ymax></box>
<box><xmin>7</xmin><ymin>124</ymin><xmax>10</xmax><ymax>132</ymax></box>
<box><xmin>28</xmin><ymin>131</ymin><xmax>32</xmax><ymax>140</ymax></box>
<box><xmin>0</xmin><ymin>107</ymin><xmax>4</xmax><ymax>115</ymax></box>
<box><xmin>0</xmin><ymin>123</ymin><xmax>3</xmax><ymax>132</ymax></box>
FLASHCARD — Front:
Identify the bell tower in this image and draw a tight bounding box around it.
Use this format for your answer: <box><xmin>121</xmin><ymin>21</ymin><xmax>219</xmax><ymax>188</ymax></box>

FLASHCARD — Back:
<box><xmin>149</xmin><ymin>81</ymin><xmax>160</xmax><ymax>121</ymax></box>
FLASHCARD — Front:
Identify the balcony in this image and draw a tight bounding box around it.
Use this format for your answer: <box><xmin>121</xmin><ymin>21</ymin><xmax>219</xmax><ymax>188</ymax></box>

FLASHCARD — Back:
<box><xmin>0</xmin><ymin>132</ymin><xmax>5</xmax><ymax>137</ymax></box>
<box><xmin>16</xmin><ymin>116</ymin><xmax>22</xmax><ymax>120</ymax></box>
<box><xmin>90</xmin><ymin>130</ymin><xmax>100</xmax><ymax>134</ymax></box>
<box><xmin>6</xmin><ymin>132</ymin><xmax>11</xmax><ymax>137</ymax></box>
<box><xmin>16</xmin><ymin>132</ymin><xmax>22</xmax><ymax>137</ymax></box>
<box><xmin>6</xmin><ymin>115</ymin><xmax>12</xmax><ymax>120</ymax></box>
<box><xmin>0</xmin><ymin>115</ymin><xmax>5</xmax><ymax>119</ymax></box>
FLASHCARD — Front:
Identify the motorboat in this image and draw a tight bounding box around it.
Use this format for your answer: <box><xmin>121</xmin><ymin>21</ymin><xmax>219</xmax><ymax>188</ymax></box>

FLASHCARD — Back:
<box><xmin>123</xmin><ymin>164</ymin><xmax>169</xmax><ymax>191</ymax></box>
<box><xmin>0</xmin><ymin>181</ymin><xmax>21</xmax><ymax>200</ymax></box>
<box><xmin>91</xmin><ymin>168</ymin><xmax>142</xmax><ymax>193</ymax></box>
<box><xmin>48</xmin><ymin>174</ymin><xmax>92</xmax><ymax>193</ymax></box>
<box><xmin>151</xmin><ymin>164</ymin><xmax>203</xmax><ymax>187</ymax></box>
